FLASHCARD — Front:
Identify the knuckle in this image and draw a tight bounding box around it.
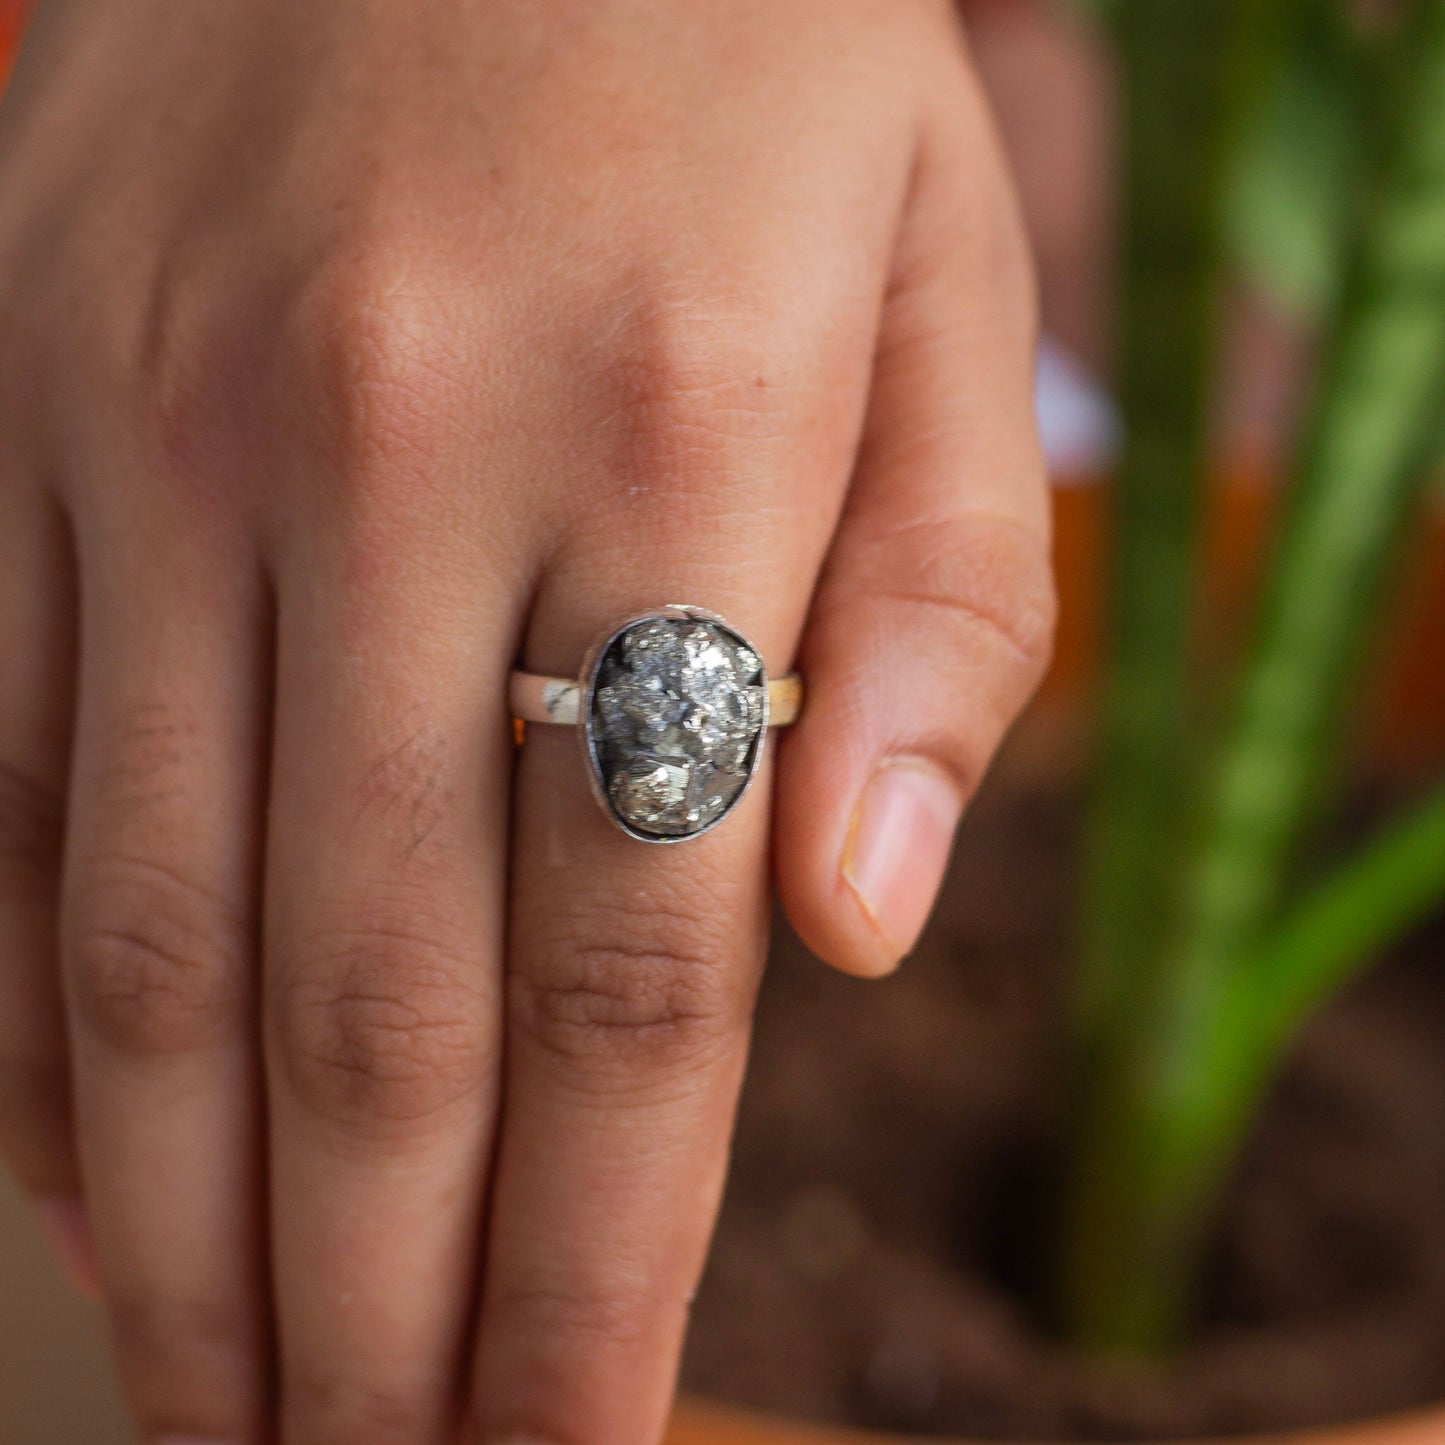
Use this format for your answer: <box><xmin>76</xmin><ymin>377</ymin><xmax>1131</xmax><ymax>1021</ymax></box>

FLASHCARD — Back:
<box><xmin>286</xmin><ymin>242</ymin><xmax>470</xmax><ymax>494</ymax></box>
<box><xmin>490</xmin><ymin>1275</ymin><xmax>669</xmax><ymax>1355</ymax></box>
<box><xmin>473</xmin><ymin>1277</ymin><xmax>691</xmax><ymax>1445</ymax></box>
<box><xmin>511</xmin><ymin>897</ymin><xmax>749</xmax><ymax>1074</ymax></box>
<box><xmin>67</xmin><ymin>858</ymin><xmax>246</xmax><ymax>1058</ymax></box>
<box><xmin>111</xmin><ymin>1293</ymin><xmax>254</xmax><ymax>1437</ymax></box>
<box><xmin>115</xmin><ymin>1292</ymin><xmax>238</xmax><ymax>1364</ymax></box>
<box><xmin>862</xmin><ymin>511</ymin><xmax>1057</xmax><ymax>680</ymax></box>
<box><xmin>283</xmin><ymin>1369</ymin><xmax>428</xmax><ymax>1445</ymax></box>
<box><xmin>592</xmin><ymin>287</ymin><xmax>802</xmax><ymax>494</ymax></box>
<box><xmin>271</xmin><ymin>917</ymin><xmax>492</xmax><ymax>1133</ymax></box>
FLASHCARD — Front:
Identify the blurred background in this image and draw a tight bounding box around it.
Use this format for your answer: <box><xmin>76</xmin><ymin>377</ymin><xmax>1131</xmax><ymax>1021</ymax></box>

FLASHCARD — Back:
<box><xmin>2</xmin><ymin>0</ymin><xmax>1443</xmax><ymax>1440</ymax></box>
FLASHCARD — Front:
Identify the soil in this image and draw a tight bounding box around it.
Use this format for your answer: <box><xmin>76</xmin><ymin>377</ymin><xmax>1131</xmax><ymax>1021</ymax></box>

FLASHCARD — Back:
<box><xmin>680</xmin><ymin>767</ymin><xmax>1445</xmax><ymax>1441</ymax></box>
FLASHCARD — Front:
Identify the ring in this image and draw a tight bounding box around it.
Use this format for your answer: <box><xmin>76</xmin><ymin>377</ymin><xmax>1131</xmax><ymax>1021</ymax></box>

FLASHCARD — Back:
<box><xmin>508</xmin><ymin>603</ymin><xmax>803</xmax><ymax>844</ymax></box>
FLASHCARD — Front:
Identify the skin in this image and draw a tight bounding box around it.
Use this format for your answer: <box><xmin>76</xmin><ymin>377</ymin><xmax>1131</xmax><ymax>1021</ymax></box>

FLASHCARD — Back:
<box><xmin>0</xmin><ymin>1</ymin><xmax>1054</xmax><ymax>1442</ymax></box>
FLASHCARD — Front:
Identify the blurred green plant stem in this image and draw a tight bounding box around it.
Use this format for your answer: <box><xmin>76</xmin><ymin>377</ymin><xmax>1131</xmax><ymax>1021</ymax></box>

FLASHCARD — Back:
<box><xmin>1062</xmin><ymin>0</ymin><xmax>1445</xmax><ymax>1352</ymax></box>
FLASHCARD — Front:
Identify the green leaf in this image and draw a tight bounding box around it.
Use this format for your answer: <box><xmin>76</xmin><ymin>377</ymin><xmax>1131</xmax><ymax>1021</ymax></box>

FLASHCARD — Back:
<box><xmin>1226</xmin><ymin>10</ymin><xmax>1362</xmax><ymax>318</ymax></box>
<box><xmin>1246</xmin><ymin>782</ymin><xmax>1445</xmax><ymax>1032</ymax></box>
<box><xmin>1064</xmin><ymin>0</ymin><xmax>1445</xmax><ymax>1353</ymax></box>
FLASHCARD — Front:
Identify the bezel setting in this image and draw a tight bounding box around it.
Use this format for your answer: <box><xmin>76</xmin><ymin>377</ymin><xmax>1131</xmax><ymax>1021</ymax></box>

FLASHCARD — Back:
<box><xmin>578</xmin><ymin>605</ymin><xmax>771</xmax><ymax>844</ymax></box>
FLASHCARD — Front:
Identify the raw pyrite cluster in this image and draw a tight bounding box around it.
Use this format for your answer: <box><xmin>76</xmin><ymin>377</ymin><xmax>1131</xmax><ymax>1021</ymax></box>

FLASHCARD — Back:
<box><xmin>589</xmin><ymin>616</ymin><xmax>766</xmax><ymax>839</ymax></box>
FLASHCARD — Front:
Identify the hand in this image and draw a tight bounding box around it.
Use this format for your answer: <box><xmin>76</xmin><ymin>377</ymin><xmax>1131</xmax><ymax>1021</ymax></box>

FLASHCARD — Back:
<box><xmin>0</xmin><ymin>0</ymin><xmax>1052</xmax><ymax>1440</ymax></box>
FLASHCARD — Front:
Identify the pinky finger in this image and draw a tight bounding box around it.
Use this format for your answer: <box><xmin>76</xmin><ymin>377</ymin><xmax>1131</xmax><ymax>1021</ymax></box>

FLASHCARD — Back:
<box><xmin>0</xmin><ymin>479</ymin><xmax>94</xmax><ymax>1293</ymax></box>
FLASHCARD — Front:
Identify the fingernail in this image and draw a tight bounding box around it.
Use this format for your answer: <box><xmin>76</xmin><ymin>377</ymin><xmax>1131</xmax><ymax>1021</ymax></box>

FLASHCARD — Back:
<box><xmin>33</xmin><ymin>1196</ymin><xmax>103</xmax><ymax>1300</ymax></box>
<box><xmin>842</xmin><ymin>757</ymin><xmax>963</xmax><ymax>970</ymax></box>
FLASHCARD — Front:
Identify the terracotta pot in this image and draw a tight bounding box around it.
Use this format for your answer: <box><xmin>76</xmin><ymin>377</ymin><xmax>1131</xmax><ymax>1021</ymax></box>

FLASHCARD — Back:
<box><xmin>666</xmin><ymin>1395</ymin><xmax>1445</xmax><ymax>1445</ymax></box>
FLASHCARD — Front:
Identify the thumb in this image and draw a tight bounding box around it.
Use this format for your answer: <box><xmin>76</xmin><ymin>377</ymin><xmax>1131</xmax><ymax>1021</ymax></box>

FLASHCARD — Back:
<box><xmin>775</xmin><ymin>80</ymin><xmax>1055</xmax><ymax>978</ymax></box>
